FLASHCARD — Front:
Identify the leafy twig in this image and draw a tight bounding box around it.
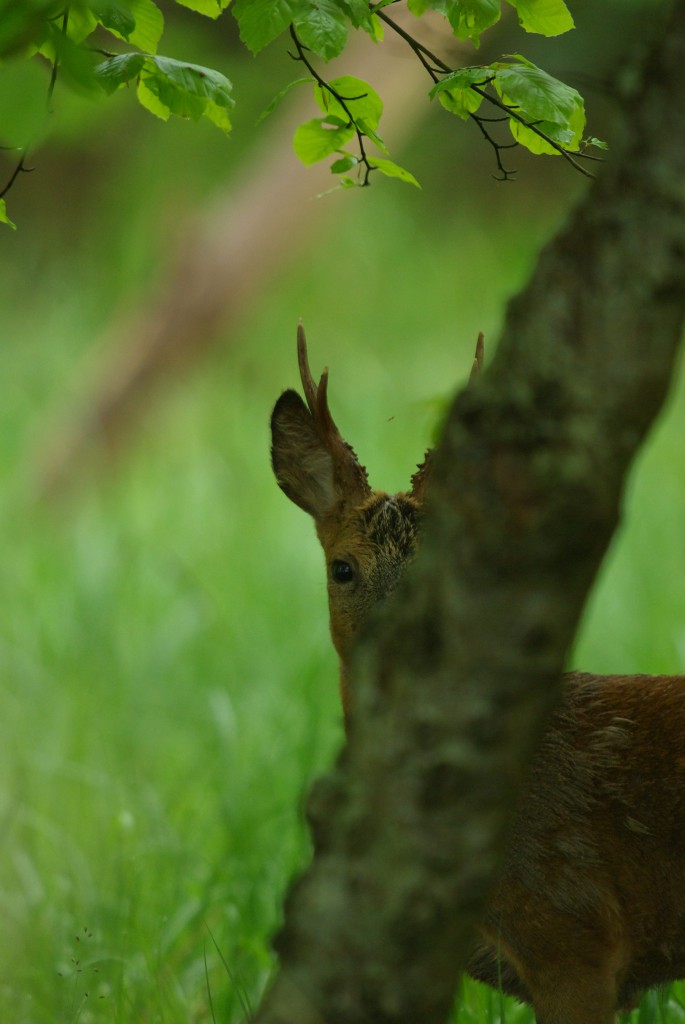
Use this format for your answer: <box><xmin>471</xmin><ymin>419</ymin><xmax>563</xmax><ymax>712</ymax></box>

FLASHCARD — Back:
<box><xmin>376</xmin><ymin>8</ymin><xmax>598</xmax><ymax>180</ymax></box>
<box><xmin>0</xmin><ymin>8</ymin><xmax>69</xmax><ymax>204</ymax></box>
<box><xmin>289</xmin><ymin>25</ymin><xmax>375</xmax><ymax>185</ymax></box>
<box><xmin>470</xmin><ymin>82</ymin><xmax>595</xmax><ymax>179</ymax></box>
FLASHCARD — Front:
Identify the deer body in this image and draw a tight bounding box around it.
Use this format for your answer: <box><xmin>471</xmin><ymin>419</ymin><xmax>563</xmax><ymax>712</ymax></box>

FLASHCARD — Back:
<box><xmin>270</xmin><ymin>326</ymin><xmax>685</xmax><ymax>1024</ymax></box>
<box><xmin>470</xmin><ymin>670</ymin><xmax>685</xmax><ymax>1021</ymax></box>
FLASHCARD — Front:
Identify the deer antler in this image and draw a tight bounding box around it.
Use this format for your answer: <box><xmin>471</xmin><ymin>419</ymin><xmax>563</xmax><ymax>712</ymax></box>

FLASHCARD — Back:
<box><xmin>410</xmin><ymin>332</ymin><xmax>485</xmax><ymax>501</ymax></box>
<box><xmin>297</xmin><ymin>322</ymin><xmax>371</xmax><ymax>500</ymax></box>
<box><xmin>297</xmin><ymin>322</ymin><xmax>335</xmax><ymax>437</ymax></box>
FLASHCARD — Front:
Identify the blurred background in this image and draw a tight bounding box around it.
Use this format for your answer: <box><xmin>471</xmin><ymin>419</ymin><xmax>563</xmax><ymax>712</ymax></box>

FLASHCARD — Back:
<box><xmin>1</xmin><ymin>1</ymin><xmax>683</xmax><ymax>1021</ymax></box>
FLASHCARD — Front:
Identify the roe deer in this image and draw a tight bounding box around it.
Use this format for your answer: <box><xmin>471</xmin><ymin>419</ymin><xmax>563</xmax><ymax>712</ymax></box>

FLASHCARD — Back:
<box><xmin>270</xmin><ymin>324</ymin><xmax>685</xmax><ymax>1024</ymax></box>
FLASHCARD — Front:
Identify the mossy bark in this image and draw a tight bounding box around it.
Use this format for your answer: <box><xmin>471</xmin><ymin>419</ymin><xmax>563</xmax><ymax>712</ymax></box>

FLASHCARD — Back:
<box><xmin>255</xmin><ymin>8</ymin><xmax>685</xmax><ymax>1023</ymax></box>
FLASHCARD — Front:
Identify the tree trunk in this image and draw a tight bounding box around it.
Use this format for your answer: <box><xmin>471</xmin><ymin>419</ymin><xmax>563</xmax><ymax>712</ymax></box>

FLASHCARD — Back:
<box><xmin>254</xmin><ymin>7</ymin><xmax>685</xmax><ymax>1023</ymax></box>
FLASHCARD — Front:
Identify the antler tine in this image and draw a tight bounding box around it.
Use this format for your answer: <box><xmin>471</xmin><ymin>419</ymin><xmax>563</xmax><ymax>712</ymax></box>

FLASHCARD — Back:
<box><xmin>293</xmin><ymin>322</ymin><xmax>371</xmax><ymax>499</ymax></box>
<box><xmin>297</xmin><ymin>322</ymin><xmax>322</xmax><ymax>416</ymax></box>
<box><xmin>297</xmin><ymin>321</ymin><xmax>339</xmax><ymax>437</ymax></box>
<box><xmin>469</xmin><ymin>331</ymin><xmax>485</xmax><ymax>385</ymax></box>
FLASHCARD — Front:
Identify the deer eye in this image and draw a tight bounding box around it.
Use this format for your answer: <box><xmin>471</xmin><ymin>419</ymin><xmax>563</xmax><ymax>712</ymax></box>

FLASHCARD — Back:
<box><xmin>331</xmin><ymin>559</ymin><xmax>355</xmax><ymax>584</ymax></box>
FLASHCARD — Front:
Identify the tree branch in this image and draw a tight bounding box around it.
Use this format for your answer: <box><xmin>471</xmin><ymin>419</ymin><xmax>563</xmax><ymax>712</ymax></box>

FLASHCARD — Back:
<box><xmin>470</xmin><ymin>81</ymin><xmax>596</xmax><ymax>179</ymax></box>
<box><xmin>0</xmin><ymin>7</ymin><xmax>68</xmax><ymax>202</ymax></box>
<box><xmin>288</xmin><ymin>25</ymin><xmax>375</xmax><ymax>186</ymax></box>
<box><xmin>377</xmin><ymin>8</ymin><xmax>599</xmax><ymax>180</ymax></box>
<box><xmin>254</xmin><ymin>7</ymin><xmax>685</xmax><ymax>1023</ymax></box>
<box><xmin>0</xmin><ymin>152</ymin><xmax>33</xmax><ymax>200</ymax></box>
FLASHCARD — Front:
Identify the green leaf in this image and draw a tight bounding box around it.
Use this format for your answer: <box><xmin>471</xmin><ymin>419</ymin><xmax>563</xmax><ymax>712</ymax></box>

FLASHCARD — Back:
<box><xmin>494</xmin><ymin>56</ymin><xmax>578</xmax><ymax>122</ymax></box>
<box><xmin>96</xmin><ymin>53</ymin><xmax>234</xmax><ymax>132</ymax></box>
<box><xmin>584</xmin><ymin>136</ymin><xmax>608</xmax><ymax>151</ymax></box>
<box><xmin>330</xmin><ymin>153</ymin><xmax>358</xmax><ymax>173</ymax></box>
<box><xmin>232</xmin><ymin>0</ymin><xmax>294</xmax><ymax>54</ymax></box>
<box><xmin>357</xmin><ymin>118</ymin><xmax>388</xmax><ymax>153</ymax></box>
<box><xmin>258</xmin><ymin>77</ymin><xmax>313</xmax><ymax>124</ymax></box>
<box><xmin>494</xmin><ymin>57</ymin><xmax>585</xmax><ymax>147</ymax></box>
<box><xmin>437</xmin><ymin>85</ymin><xmax>483</xmax><ymax>119</ymax></box>
<box><xmin>431</xmin><ymin>67</ymin><xmax>493</xmax><ymax>95</ymax></box>
<box><xmin>368</xmin><ymin>13</ymin><xmax>384</xmax><ymax>42</ymax></box>
<box><xmin>316</xmin><ymin>175</ymin><xmax>359</xmax><ymax>197</ymax></box>
<box><xmin>97</xmin><ymin>0</ymin><xmax>164</xmax><ymax>53</ymax></box>
<box><xmin>96</xmin><ymin>3</ymin><xmax>136</xmax><ymax>43</ymax></box>
<box><xmin>62</xmin><ymin>7</ymin><xmax>98</xmax><ymax>44</ymax></box>
<box><xmin>136</xmin><ymin>74</ymin><xmax>169</xmax><ymax>120</ymax></box>
<box><xmin>143</xmin><ymin>56</ymin><xmax>234</xmax><ymax>131</ymax></box>
<box><xmin>506</xmin><ymin>0</ymin><xmax>574</xmax><ymax>36</ymax></box>
<box><xmin>293</xmin><ymin>117</ymin><xmax>355</xmax><ymax>164</ymax></box>
<box><xmin>509</xmin><ymin>118</ymin><xmax>570</xmax><ymax>155</ymax></box>
<box><xmin>140</xmin><ymin>70</ymin><xmax>204</xmax><ymax>120</ymax></box>
<box><xmin>294</xmin><ymin>0</ymin><xmax>349</xmax><ymax>61</ymax></box>
<box><xmin>42</xmin><ymin>23</ymin><xmax>100</xmax><ymax>92</ymax></box>
<box><xmin>128</xmin><ymin>0</ymin><xmax>164</xmax><ymax>51</ymax></box>
<box><xmin>314</xmin><ymin>75</ymin><xmax>383</xmax><ymax>131</ymax></box>
<box><xmin>340</xmin><ymin>0</ymin><xmax>375</xmax><ymax>31</ymax></box>
<box><xmin>430</xmin><ymin>67</ymin><xmax>489</xmax><ymax>119</ymax></box>
<box><xmin>367</xmin><ymin>157</ymin><xmax>421</xmax><ymax>188</ymax></box>
<box><xmin>200</xmin><ymin>97</ymin><xmax>232</xmax><ymax>132</ymax></box>
<box><xmin>0</xmin><ymin>0</ymin><xmax>54</xmax><ymax>59</ymax></box>
<box><xmin>0</xmin><ymin>197</ymin><xmax>16</xmax><ymax>230</ymax></box>
<box><xmin>174</xmin><ymin>0</ymin><xmax>230</xmax><ymax>16</ymax></box>
<box><xmin>436</xmin><ymin>0</ymin><xmax>501</xmax><ymax>46</ymax></box>
<box><xmin>337</xmin><ymin>0</ymin><xmax>382</xmax><ymax>40</ymax></box>
<box><xmin>95</xmin><ymin>51</ymin><xmax>145</xmax><ymax>94</ymax></box>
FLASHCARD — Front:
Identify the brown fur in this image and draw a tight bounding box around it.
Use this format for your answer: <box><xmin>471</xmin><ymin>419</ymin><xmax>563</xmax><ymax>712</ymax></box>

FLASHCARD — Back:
<box><xmin>270</xmin><ymin>329</ymin><xmax>685</xmax><ymax>1024</ymax></box>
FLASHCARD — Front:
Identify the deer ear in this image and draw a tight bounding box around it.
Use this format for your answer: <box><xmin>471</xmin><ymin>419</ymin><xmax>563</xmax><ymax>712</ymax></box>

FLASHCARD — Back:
<box><xmin>271</xmin><ymin>389</ymin><xmax>337</xmax><ymax>517</ymax></box>
<box><xmin>271</xmin><ymin>323</ymin><xmax>373</xmax><ymax>518</ymax></box>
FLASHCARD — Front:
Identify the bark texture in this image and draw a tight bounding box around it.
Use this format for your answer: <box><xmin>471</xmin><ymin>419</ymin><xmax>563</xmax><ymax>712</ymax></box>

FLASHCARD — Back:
<box><xmin>256</xmin><ymin>7</ymin><xmax>685</xmax><ymax>1023</ymax></box>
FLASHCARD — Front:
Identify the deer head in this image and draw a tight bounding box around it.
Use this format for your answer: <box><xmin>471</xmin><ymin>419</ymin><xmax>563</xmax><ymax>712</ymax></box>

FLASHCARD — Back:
<box><xmin>270</xmin><ymin>324</ymin><xmax>483</xmax><ymax>721</ymax></box>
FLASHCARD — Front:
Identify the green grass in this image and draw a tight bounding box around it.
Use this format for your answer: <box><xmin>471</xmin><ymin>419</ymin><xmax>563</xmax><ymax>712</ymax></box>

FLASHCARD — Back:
<box><xmin>0</xmin><ymin>336</ymin><xmax>340</xmax><ymax>1022</ymax></box>
<box><xmin>1</xmin><ymin>61</ymin><xmax>685</xmax><ymax>1023</ymax></box>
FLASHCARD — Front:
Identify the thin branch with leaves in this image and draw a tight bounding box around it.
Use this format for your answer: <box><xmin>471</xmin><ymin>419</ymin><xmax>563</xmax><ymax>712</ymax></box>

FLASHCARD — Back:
<box><xmin>0</xmin><ymin>0</ymin><xmax>606</xmax><ymax>223</ymax></box>
<box><xmin>288</xmin><ymin>26</ymin><xmax>375</xmax><ymax>187</ymax></box>
<box><xmin>0</xmin><ymin>8</ymin><xmax>69</xmax><ymax>214</ymax></box>
<box><xmin>376</xmin><ymin>8</ymin><xmax>602</xmax><ymax>181</ymax></box>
